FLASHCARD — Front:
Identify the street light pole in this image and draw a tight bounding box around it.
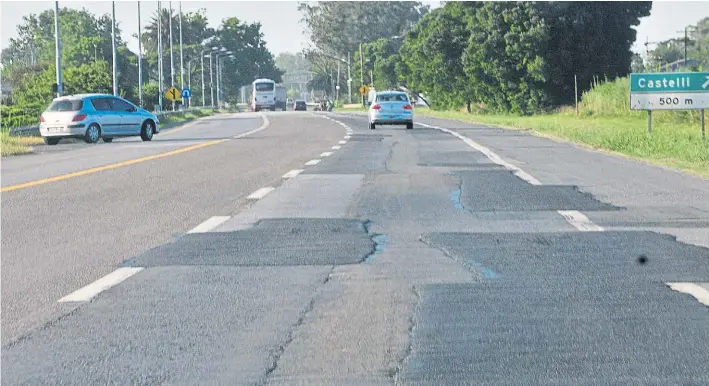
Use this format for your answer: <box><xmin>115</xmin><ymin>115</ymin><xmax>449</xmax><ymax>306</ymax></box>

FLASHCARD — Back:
<box><xmin>169</xmin><ymin>2</ymin><xmax>175</xmax><ymax>87</ymax></box>
<box><xmin>201</xmin><ymin>51</ymin><xmax>206</xmax><ymax>107</ymax></box>
<box><xmin>347</xmin><ymin>52</ymin><xmax>351</xmax><ymax>104</ymax></box>
<box><xmin>157</xmin><ymin>1</ymin><xmax>163</xmax><ymax>110</ymax></box>
<box><xmin>179</xmin><ymin>1</ymin><xmax>184</xmax><ymax>91</ymax></box>
<box><xmin>111</xmin><ymin>1</ymin><xmax>118</xmax><ymax>96</ymax></box>
<box><xmin>360</xmin><ymin>42</ymin><xmax>364</xmax><ymax>106</ymax></box>
<box><xmin>138</xmin><ymin>2</ymin><xmax>143</xmax><ymax>107</ymax></box>
<box><xmin>209</xmin><ymin>52</ymin><xmax>214</xmax><ymax>108</ymax></box>
<box><xmin>53</xmin><ymin>1</ymin><xmax>63</xmax><ymax>97</ymax></box>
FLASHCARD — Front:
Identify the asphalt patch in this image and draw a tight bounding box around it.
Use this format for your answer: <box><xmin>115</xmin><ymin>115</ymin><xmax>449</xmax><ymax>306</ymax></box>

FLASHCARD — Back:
<box><xmin>347</xmin><ymin>134</ymin><xmax>389</xmax><ymax>142</ymax></box>
<box><xmin>456</xmin><ymin>170</ymin><xmax>619</xmax><ymax>212</ymax></box>
<box><xmin>125</xmin><ymin>218</ymin><xmax>375</xmax><ymax>267</ymax></box>
<box><xmin>418</xmin><ymin>151</ymin><xmax>498</xmax><ymax>168</ymax></box>
<box><xmin>403</xmin><ymin>231</ymin><xmax>709</xmax><ymax>384</ymax></box>
<box><xmin>303</xmin><ymin>141</ymin><xmax>391</xmax><ymax>175</ymax></box>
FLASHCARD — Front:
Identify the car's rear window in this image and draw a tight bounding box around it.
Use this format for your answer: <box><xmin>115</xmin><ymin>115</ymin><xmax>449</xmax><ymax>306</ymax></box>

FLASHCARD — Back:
<box><xmin>376</xmin><ymin>94</ymin><xmax>408</xmax><ymax>102</ymax></box>
<box><xmin>47</xmin><ymin>100</ymin><xmax>83</xmax><ymax>112</ymax></box>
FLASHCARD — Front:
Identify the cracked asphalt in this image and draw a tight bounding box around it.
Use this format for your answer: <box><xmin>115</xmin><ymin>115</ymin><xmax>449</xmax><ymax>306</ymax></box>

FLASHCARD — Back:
<box><xmin>2</xmin><ymin>110</ymin><xmax>709</xmax><ymax>385</ymax></box>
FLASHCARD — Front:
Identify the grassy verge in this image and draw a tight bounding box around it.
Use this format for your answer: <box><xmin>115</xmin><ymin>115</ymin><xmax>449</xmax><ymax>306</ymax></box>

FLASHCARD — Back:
<box><xmin>1</xmin><ymin>133</ymin><xmax>45</xmax><ymax>156</ymax></box>
<box><xmin>417</xmin><ymin>108</ymin><xmax>709</xmax><ymax>178</ymax></box>
<box><xmin>159</xmin><ymin>108</ymin><xmax>216</xmax><ymax>126</ymax></box>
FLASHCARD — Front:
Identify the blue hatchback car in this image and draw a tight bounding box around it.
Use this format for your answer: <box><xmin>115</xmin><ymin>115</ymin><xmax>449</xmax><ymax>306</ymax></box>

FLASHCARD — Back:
<box><xmin>39</xmin><ymin>94</ymin><xmax>160</xmax><ymax>145</ymax></box>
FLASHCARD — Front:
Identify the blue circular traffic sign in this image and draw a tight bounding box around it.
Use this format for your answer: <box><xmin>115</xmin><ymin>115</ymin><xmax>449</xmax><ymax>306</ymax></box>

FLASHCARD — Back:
<box><xmin>181</xmin><ymin>88</ymin><xmax>192</xmax><ymax>98</ymax></box>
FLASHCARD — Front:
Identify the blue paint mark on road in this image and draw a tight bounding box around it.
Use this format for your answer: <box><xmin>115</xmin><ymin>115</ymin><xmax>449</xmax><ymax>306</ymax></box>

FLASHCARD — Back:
<box><xmin>449</xmin><ymin>189</ymin><xmax>465</xmax><ymax>210</ymax></box>
<box><xmin>364</xmin><ymin>234</ymin><xmax>387</xmax><ymax>264</ymax></box>
<box><xmin>464</xmin><ymin>259</ymin><xmax>500</xmax><ymax>279</ymax></box>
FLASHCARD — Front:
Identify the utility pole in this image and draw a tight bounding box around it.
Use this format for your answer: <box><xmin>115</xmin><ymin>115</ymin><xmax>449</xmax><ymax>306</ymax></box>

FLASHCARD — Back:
<box><xmin>169</xmin><ymin>1</ymin><xmax>175</xmax><ymax>110</ymax></box>
<box><xmin>157</xmin><ymin>1</ymin><xmax>163</xmax><ymax>110</ymax></box>
<box><xmin>209</xmin><ymin>52</ymin><xmax>214</xmax><ymax>108</ymax></box>
<box><xmin>138</xmin><ymin>2</ymin><xmax>143</xmax><ymax>107</ymax></box>
<box><xmin>178</xmin><ymin>1</ymin><xmax>184</xmax><ymax>91</ymax></box>
<box><xmin>54</xmin><ymin>1</ymin><xmax>63</xmax><ymax>97</ymax></box>
<box><xmin>360</xmin><ymin>42</ymin><xmax>364</xmax><ymax>106</ymax></box>
<box><xmin>201</xmin><ymin>50</ymin><xmax>206</xmax><ymax>107</ymax></box>
<box><xmin>347</xmin><ymin>51</ymin><xmax>351</xmax><ymax>104</ymax></box>
<box><xmin>111</xmin><ymin>1</ymin><xmax>118</xmax><ymax>96</ymax></box>
<box><xmin>684</xmin><ymin>27</ymin><xmax>688</xmax><ymax>66</ymax></box>
<box><xmin>336</xmin><ymin>60</ymin><xmax>340</xmax><ymax>102</ymax></box>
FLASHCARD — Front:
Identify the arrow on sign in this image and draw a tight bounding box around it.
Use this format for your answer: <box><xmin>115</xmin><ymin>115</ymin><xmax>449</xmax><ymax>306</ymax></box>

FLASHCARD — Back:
<box><xmin>703</xmin><ymin>76</ymin><xmax>709</xmax><ymax>89</ymax></box>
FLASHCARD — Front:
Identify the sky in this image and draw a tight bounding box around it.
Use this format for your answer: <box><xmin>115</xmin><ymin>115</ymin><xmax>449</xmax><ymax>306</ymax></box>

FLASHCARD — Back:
<box><xmin>1</xmin><ymin>1</ymin><xmax>708</xmax><ymax>58</ymax></box>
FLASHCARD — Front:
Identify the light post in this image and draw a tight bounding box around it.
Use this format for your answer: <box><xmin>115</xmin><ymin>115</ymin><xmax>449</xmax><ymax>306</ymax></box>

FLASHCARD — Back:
<box><xmin>200</xmin><ymin>48</ymin><xmax>212</xmax><ymax>107</ymax></box>
<box><xmin>137</xmin><ymin>2</ymin><xmax>143</xmax><ymax>107</ymax></box>
<box><xmin>178</xmin><ymin>1</ymin><xmax>184</xmax><ymax>90</ymax></box>
<box><xmin>157</xmin><ymin>1</ymin><xmax>163</xmax><ymax>110</ymax></box>
<box><xmin>53</xmin><ymin>1</ymin><xmax>63</xmax><ymax>97</ymax></box>
<box><xmin>111</xmin><ymin>1</ymin><xmax>118</xmax><ymax>96</ymax></box>
<box><xmin>215</xmin><ymin>48</ymin><xmax>228</xmax><ymax>108</ymax></box>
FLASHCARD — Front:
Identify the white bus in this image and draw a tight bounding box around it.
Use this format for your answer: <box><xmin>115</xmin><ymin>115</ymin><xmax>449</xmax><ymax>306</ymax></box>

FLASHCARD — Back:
<box><xmin>251</xmin><ymin>78</ymin><xmax>277</xmax><ymax>112</ymax></box>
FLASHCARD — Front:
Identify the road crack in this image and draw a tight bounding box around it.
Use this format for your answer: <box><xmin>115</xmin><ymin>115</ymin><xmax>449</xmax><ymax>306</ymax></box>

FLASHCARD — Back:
<box><xmin>391</xmin><ymin>286</ymin><xmax>421</xmax><ymax>385</ymax></box>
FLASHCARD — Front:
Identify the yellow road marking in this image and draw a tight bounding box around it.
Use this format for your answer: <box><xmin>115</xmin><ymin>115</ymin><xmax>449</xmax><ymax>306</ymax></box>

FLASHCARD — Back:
<box><xmin>1</xmin><ymin>139</ymin><xmax>228</xmax><ymax>193</ymax></box>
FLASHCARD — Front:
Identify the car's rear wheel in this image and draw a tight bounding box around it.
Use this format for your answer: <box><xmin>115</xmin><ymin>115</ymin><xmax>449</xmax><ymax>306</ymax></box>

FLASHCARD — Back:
<box><xmin>102</xmin><ymin>137</ymin><xmax>113</xmax><ymax>143</ymax></box>
<box><xmin>141</xmin><ymin>120</ymin><xmax>154</xmax><ymax>141</ymax></box>
<box><xmin>370</xmin><ymin>123</ymin><xmax>376</xmax><ymax>130</ymax></box>
<box><xmin>43</xmin><ymin>137</ymin><xmax>60</xmax><ymax>145</ymax></box>
<box><xmin>84</xmin><ymin>124</ymin><xmax>101</xmax><ymax>144</ymax></box>
<box><xmin>406</xmin><ymin>122</ymin><xmax>414</xmax><ymax>130</ymax></box>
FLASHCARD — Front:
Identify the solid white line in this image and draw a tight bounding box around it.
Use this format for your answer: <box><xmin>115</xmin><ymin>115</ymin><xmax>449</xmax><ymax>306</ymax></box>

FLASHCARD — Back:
<box><xmin>418</xmin><ymin>122</ymin><xmax>542</xmax><ymax>185</ymax></box>
<box><xmin>58</xmin><ymin>267</ymin><xmax>144</xmax><ymax>303</ymax></box>
<box><xmin>247</xmin><ymin>187</ymin><xmax>275</xmax><ymax>199</ymax></box>
<box><xmin>320</xmin><ymin>152</ymin><xmax>333</xmax><ymax>157</ymax></box>
<box><xmin>667</xmin><ymin>282</ymin><xmax>709</xmax><ymax>307</ymax></box>
<box><xmin>332</xmin><ymin>145</ymin><xmax>341</xmax><ymax>150</ymax></box>
<box><xmin>282</xmin><ymin>169</ymin><xmax>304</xmax><ymax>179</ymax></box>
<box><xmin>187</xmin><ymin>216</ymin><xmax>231</xmax><ymax>234</ymax></box>
<box><xmin>232</xmin><ymin>113</ymin><xmax>271</xmax><ymax>139</ymax></box>
<box><xmin>557</xmin><ymin>210</ymin><xmax>604</xmax><ymax>232</ymax></box>
<box><xmin>338</xmin><ymin>140</ymin><xmax>347</xmax><ymax>144</ymax></box>
<box><xmin>305</xmin><ymin>159</ymin><xmax>321</xmax><ymax>166</ymax></box>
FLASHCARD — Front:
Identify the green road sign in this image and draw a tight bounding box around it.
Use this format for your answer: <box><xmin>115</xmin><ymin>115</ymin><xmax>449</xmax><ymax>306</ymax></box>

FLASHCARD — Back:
<box><xmin>630</xmin><ymin>72</ymin><xmax>709</xmax><ymax>93</ymax></box>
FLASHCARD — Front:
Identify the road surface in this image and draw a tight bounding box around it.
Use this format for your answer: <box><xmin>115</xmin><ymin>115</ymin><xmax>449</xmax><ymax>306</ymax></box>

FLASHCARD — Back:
<box><xmin>2</xmin><ymin>111</ymin><xmax>708</xmax><ymax>385</ymax></box>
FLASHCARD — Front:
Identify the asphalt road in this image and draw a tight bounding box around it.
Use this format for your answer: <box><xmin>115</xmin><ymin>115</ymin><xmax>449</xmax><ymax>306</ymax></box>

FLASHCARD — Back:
<box><xmin>2</xmin><ymin>110</ymin><xmax>708</xmax><ymax>385</ymax></box>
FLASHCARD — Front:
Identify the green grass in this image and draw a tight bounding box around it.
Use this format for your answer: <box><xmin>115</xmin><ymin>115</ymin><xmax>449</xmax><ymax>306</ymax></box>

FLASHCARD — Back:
<box><xmin>1</xmin><ymin>132</ymin><xmax>44</xmax><ymax>156</ymax></box>
<box><xmin>160</xmin><ymin>108</ymin><xmax>215</xmax><ymax>125</ymax></box>
<box><xmin>417</xmin><ymin>108</ymin><xmax>709</xmax><ymax>177</ymax></box>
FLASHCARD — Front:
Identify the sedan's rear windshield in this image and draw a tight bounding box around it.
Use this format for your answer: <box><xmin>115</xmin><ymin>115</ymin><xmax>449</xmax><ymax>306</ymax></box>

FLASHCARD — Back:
<box><xmin>376</xmin><ymin>94</ymin><xmax>408</xmax><ymax>102</ymax></box>
<box><xmin>47</xmin><ymin>100</ymin><xmax>83</xmax><ymax>112</ymax></box>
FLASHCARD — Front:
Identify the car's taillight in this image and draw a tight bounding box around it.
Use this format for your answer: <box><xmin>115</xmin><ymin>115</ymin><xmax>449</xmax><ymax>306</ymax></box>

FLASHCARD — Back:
<box><xmin>372</xmin><ymin>104</ymin><xmax>382</xmax><ymax>110</ymax></box>
<box><xmin>403</xmin><ymin>104</ymin><xmax>413</xmax><ymax>110</ymax></box>
<box><xmin>72</xmin><ymin>114</ymin><xmax>87</xmax><ymax>122</ymax></box>
<box><xmin>40</xmin><ymin>114</ymin><xmax>45</xmax><ymax>123</ymax></box>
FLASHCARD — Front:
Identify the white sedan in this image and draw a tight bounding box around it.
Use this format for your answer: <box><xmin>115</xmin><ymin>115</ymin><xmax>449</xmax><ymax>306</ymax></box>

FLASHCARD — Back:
<box><xmin>368</xmin><ymin>91</ymin><xmax>414</xmax><ymax>130</ymax></box>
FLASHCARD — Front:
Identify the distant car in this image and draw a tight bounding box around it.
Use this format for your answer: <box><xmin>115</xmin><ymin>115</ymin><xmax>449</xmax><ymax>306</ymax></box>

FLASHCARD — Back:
<box><xmin>39</xmin><ymin>94</ymin><xmax>160</xmax><ymax>145</ymax></box>
<box><xmin>368</xmin><ymin>91</ymin><xmax>414</xmax><ymax>130</ymax></box>
<box><xmin>293</xmin><ymin>100</ymin><xmax>307</xmax><ymax>111</ymax></box>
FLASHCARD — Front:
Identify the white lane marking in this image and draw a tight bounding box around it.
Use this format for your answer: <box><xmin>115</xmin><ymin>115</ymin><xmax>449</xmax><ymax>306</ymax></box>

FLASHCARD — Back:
<box><xmin>667</xmin><ymin>282</ymin><xmax>709</xmax><ymax>307</ymax></box>
<box><xmin>282</xmin><ymin>169</ymin><xmax>304</xmax><ymax>179</ymax></box>
<box><xmin>332</xmin><ymin>145</ymin><xmax>341</xmax><ymax>150</ymax></box>
<box><xmin>320</xmin><ymin>152</ymin><xmax>333</xmax><ymax>157</ymax></box>
<box><xmin>247</xmin><ymin>187</ymin><xmax>275</xmax><ymax>199</ymax></box>
<box><xmin>418</xmin><ymin>122</ymin><xmax>542</xmax><ymax>185</ymax></box>
<box><xmin>557</xmin><ymin>210</ymin><xmax>604</xmax><ymax>232</ymax></box>
<box><xmin>232</xmin><ymin>113</ymin><xmax>271</xmax><ymax>139</ymax></box>
<box><xmin>58</xmin><ymin>267</ymin><xmax>144</xmax><ymax>303</ymax></box>
<box><xmin>338</xmin><ymin>140</ymin><xmax>347</xmax><ymax>144</ymax></box>
<box><xmin>305</xmin><ymin>159</ymin><xmax>321</xmax><ymax>166</ymax></box>
<box><xmin>187</xmin><ymin>216</ymin><xmax>231</xmax><ymax>234</ymax></box>
<box><xmin>344</xmin><ymin>135</ymin><xmax>351</xmax><ymax>139</ymax></box>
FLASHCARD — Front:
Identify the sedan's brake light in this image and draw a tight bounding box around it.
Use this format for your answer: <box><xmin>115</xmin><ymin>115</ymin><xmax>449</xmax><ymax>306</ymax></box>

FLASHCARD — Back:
<box><xmin>40</xmin><ymin>114</ymin><xmax>45</xmax><ymax>123</ymax></box>
<box><xmin>372</xmin><ymin>104</ymin><xmax>382</xmax><ymax>110</ymax></box>
<box><xmin>72</xmin><ymin>114</ymin><xmax>87</xmax><ymax>122</ymax></box>
<box><xmin>403</xmin><ymin>104</ymin><xmax>413</xmax><ymax>110</ymax></box>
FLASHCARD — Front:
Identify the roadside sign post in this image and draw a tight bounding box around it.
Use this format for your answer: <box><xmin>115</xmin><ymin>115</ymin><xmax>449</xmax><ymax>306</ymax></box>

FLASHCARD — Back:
<box><xmin>164</xmin><ymin>87</ymin><xmax>182</xmax><ymax>103</ymax></box>
<box><xmin>702</xmin><ymin>109</ymin><xmax>705</xmax><ymax>139</ymax></box>
<box><xmin>630</xmin><ymin>72</ymin><xmax>709</xmax><ymax>136</ymax></box>
<box><xmin>181</xmin><ymin>88</ymin><xmax>192</xmax><ymax>108</ymax></box>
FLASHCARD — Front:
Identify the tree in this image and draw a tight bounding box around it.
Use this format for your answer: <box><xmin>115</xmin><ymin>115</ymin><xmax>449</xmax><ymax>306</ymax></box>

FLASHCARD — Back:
<box><xmin>631</xmin><ymin>53</ymin><xmax>645</xmax><ymax>73</ymax></box>
<box><xmin>12</xmin><ymin>61</ymin><xmax>112</xmax><ymax>105</ymax></box>
<box><xmin>463</xmin><ymin>2</ymin><xmax>549</xmax><ymax>114</ymax></box>
<box><xmin>214</xmin><ymin>18</ymin><xmax>282</xmax><ymax>103</ymax></box>
<box><xmin>298</xmin><ymin>1</ymin><xmax>429</xmax><ymax>58</ymax></box>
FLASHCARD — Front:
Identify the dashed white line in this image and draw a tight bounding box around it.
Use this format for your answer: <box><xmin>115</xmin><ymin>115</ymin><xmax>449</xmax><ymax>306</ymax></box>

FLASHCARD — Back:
<box><xmin>418</xmin><ymin>122</ymin><xmax>542</xmax><ymax>185</ymax></box>
<box><xmin>320</xmin><ymin>152</ymin><xmax>333</xmax><ymax>157</ymax></box>
<box><xmin>344</xmin><ymin>135</ymin><xmax>351</xmax><ymax>139</ymax></box>
<box><xmin>338</xmin><ymin>140</ymin><xmax>347</xmax><ymax>144</ymax></box>
<box><xmin>282</xmin><ymin>169</ymin><xmax>304</xmax><ymax>179</ymax></box>
<box><xmin>557</xmin><ymin>210</ymin><xmax>604</xmax><ymax>232</ymax></box>
<box><xmin>58</xmin><ymin>267</ymin><xmax>144</xmax><ymax>303</ymax></box>
<box><xmin>247</xmin><ymin>187</ymin><xmax>275</xmax><ymax>199</ymax></box>
<box><xmin>187</xmin><ymin>216</ymin><xmax>231</xmax><ymax>234</ymax></box>
<box><xmin>332</xmin><ymin>145</ymin><xmax>341</xmax><ymax>150</ymax></box>
<box><xmin>305</xmin><ymin>159</ymin><xmax>321</xmax><ymax>166</ymax></box>
<box><xmin>667</xmin><ymin>282</ymin><xmax>709</xmax><ymax>307</ymax></box>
